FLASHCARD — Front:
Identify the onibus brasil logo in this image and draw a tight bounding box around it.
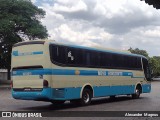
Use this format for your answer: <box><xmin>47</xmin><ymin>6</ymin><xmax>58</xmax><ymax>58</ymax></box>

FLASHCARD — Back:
<box><xmin>2</xmin><ymin>112</ymin><xmax>42</xmax><ymax>118</ymax></box>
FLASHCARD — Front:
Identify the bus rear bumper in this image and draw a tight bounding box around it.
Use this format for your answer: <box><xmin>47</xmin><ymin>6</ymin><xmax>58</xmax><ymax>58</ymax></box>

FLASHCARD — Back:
<box><xmin>12</xmin><ymin>88</ymin><xmax>53</xmax><ymax>100</ymax></box>
<box><xmin>12</xmin><ymin>87</ymin><xmax>81</xmax><ymax>101</ymax></box>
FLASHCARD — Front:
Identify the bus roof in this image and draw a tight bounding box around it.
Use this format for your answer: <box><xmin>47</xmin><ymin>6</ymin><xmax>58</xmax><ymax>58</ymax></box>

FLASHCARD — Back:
<box><xmin>13</xmin><ymin>39</ymin><xmax>147</xmax><ymax>59</ymax></box>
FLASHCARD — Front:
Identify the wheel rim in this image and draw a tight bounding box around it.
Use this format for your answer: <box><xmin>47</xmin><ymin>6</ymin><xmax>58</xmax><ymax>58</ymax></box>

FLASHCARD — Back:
<box><xmin>135</xmin><ymin>89</ymin><xmax>140</xmax><ymax>96</ymax></box>
<box><xmin>83</xmin><ymin>92</ymin><xmax>90</xmax><ymax>103</ymax></box>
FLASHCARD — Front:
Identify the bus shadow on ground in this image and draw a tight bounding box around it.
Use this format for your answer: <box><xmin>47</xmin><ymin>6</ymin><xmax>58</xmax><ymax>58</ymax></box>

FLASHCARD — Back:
<box><xmin>21</xmin><ymin>96</ymin><xmax>144</xmax><ymax>111</ymax></box>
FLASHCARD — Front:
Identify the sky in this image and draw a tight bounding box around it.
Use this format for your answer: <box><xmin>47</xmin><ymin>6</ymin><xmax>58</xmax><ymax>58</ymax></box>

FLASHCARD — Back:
<box><xmin>31</xmin><ymin>0</ymin><xmax>160</xmax><ymax>57</ymax></box>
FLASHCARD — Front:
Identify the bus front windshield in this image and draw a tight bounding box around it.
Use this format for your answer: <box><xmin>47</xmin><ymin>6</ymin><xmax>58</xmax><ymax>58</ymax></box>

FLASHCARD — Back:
<box><xmin>143</xmin><ymin>58</ymin><xmax>151</xmax><ymax>81</ymax></box>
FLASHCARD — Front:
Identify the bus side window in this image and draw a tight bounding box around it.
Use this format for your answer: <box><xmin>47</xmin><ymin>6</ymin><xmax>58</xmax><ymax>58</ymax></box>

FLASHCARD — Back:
<box><xmin>136</xmin><ymin>57</ymin><xmax>142</xmax><ymax>70</ymax></box>
<box><xmin>66</xmin><ymin>47</ymin><xmax>85</xmax><ymax>66</ymax></box>
<box><xmin>67</xmin><ymin>47</ymin><xmax>76</xmax><ymax>65</ymax></box>
<box><xmin>86</xmin><ymin>52</ymin><xmax>90</xmax><ymax>66</ymax></box>
<box><xmin>51</xmin><ymin>45</ymin><xmax>66</xmax><ymax>65</ymax></box>
<box><xmin>85</xmin><ymin>50</ymin><xmax>99</xmax><ymax>67</ymax></box>
<box><xmin>76</xmin><ymin>49</ymin><xmax>85</xmax><ymax>66</ymax></box>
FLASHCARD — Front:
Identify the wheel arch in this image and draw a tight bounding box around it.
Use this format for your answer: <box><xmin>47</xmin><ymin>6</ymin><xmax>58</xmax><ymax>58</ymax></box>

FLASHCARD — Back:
<box><xmin>135</xmin><ymin>82</ymin><xmax>142</xmax><ymax>93</ymax></box>
<box><xmin>80</xmin><ymin>84</ymin><xmax>94</xmax><ymax>98</ymax></box>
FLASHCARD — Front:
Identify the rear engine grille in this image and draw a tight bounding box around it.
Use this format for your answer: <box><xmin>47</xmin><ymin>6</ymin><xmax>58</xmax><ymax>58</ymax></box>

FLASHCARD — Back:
<box><xmin>54</xmin><ymin>89</ymin><xmax>65</xmax><ymax>98</ymax></box>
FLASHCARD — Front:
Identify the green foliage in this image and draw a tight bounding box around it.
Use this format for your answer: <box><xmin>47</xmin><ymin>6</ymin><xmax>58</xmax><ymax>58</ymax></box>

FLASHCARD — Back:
<box><xmin>0</xmin><ymin>0</ymin><xmax>48</xmax><ymax>75</ymax></box>
<box><xmin>128</xmin><ymin>47</ymin><xmax>149</xmax><ymax>58</ymax></box>
<box><xmin>149</xmin><ymin>57</ymin><xmax>160</xmax><ymax>77</ymax></box>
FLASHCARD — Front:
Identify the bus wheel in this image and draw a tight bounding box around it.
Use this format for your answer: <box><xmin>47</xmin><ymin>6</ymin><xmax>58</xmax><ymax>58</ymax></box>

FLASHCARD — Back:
<box><xmin>51</xmin><ymin>100</ymin><xmax>65</xmax><ymax>104</ymax></box>
<box><xmin>80</xmin><ymin>88</ymin><xmax>92</xmax><ymax>106</ymax></box>
<box><xmin>132</xmin><ymin>87</ymin><xmax>141</xmax><ymax>99</ymax></box>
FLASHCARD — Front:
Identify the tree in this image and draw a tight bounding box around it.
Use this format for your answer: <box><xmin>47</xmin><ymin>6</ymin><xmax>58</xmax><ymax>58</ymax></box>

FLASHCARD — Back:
<box><xmin>149</xmin><ymin>56</ymin><xmax>160</xmax><ymax>77</ymax></box>
<box><xmin>141</xmin><ymin>0</ymin><xmax>160</xmax><ymax>9</ymax></box>
<box><xmin>0</xmin><ymin>0</ymin><xmax>48</xmax><ymax>79</ymax></box>
<box><xmin>128</xmin><ymin>47</ymin><xmax>149</xmax><ymax>58</ymax></box>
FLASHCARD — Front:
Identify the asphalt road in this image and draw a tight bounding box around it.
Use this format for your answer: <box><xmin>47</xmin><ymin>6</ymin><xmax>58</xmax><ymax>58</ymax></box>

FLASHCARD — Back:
<box><xmin>0</xmin><ymin>81</ymin><xmax>160</xmax><ymax>119</ymax></box>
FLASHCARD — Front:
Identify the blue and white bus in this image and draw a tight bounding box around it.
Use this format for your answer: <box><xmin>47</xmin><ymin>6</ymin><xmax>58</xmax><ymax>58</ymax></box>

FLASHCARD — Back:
<box><xmin>11</xmin><ymin>40</ymin><xmax>151</xmax><ymax>105</ymax></box>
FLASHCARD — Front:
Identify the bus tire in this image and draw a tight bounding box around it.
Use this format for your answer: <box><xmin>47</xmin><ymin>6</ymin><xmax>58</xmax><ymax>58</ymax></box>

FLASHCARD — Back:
<box><xmin>80</xmin><ymin>88</ymin><xmax>92</xmax><ymax>106</ymax></box>
<box><xmin>132</xmin><ymin>86</ymin><xmax>141</xmax><ymax>99</ymax></box>
<box><xmin>51</xmin><ymin>100</ymin><xmax>65</xmax><ymax>104</ymax></box>
<box><xmin>109</xmin><ymin>96</ymin><xmax>116</xmax><ymax>100</ymax></box>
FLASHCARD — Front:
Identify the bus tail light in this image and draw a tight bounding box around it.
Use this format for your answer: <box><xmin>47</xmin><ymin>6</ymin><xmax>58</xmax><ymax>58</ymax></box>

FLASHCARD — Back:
<box><xmin>43</xmin><ymin>80</ymin><xmax>48</xmax><ymax>88</ymax></box>
<box><xmin>11</xmin><ymin>80</ymin><xmax>13</xmax><ymax>88</ymax></box>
